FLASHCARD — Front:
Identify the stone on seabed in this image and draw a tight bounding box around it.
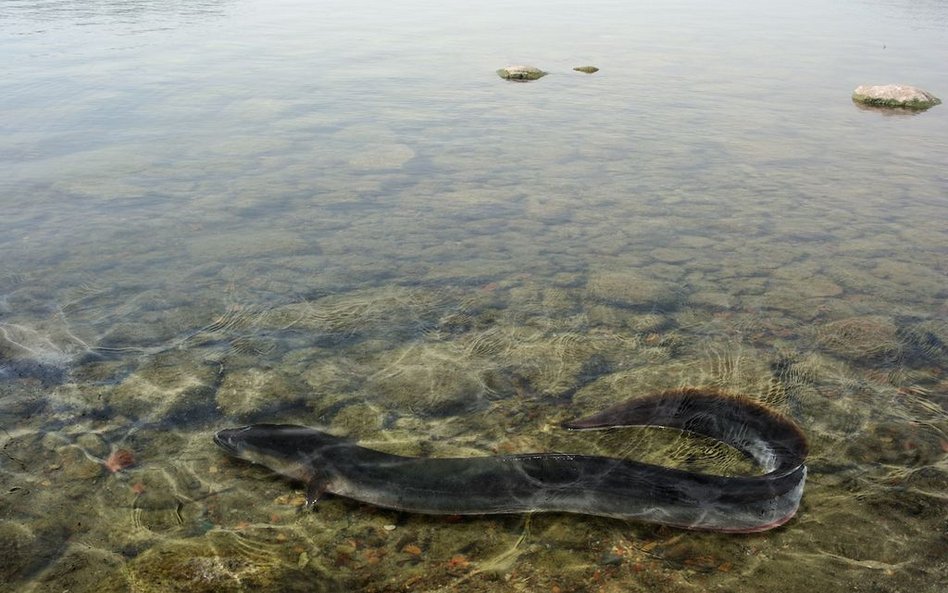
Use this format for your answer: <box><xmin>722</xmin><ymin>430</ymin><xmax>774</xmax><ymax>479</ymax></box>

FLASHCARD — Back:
<box><xmin>852</xmin><ymin>84</ymin><xmax>941</xmax><ymax>110</ymax></box>
<box><xmin>497</xmin><ymin>65</ymin><xmax>547</xmax><ymax>81</ymax></box>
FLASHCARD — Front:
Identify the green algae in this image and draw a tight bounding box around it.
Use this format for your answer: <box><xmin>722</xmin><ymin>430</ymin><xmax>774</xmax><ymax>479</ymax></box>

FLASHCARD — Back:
<box><xmin>852</xmin><ymin>93</ymin><xmax>941</xmax><ymax>110</ymax></box>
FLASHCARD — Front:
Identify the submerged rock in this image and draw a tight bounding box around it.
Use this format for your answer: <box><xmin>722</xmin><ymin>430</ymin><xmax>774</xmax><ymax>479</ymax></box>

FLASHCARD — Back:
<box><xmin>496</xmin><ymin>65</ymin><xmax>547</xmax><ymax>81</ymax></box>
<box><xmin>815</xmin><ymin>315</ymin><xmax>900</xmax><ymax>362</ymax></box>
<box><xmin>366</xmin><ymin>342</ymin><xmax>486</xmax><ymax>416</ymax></box>
<box><xmin>110</xmin><ymin>534</ymin><xmax>331</xmax><ymax>593</ymax></box>
<box><xmin>0</xmin><ymin>521</ymin><xmax>40</xmax><ymax>582</ymax></box>
<box><xmin>32</xmin><ymin>545</ymin><xmax>125</xmax><ymax>593</ymax></box>
<box><xmin>573</xmin><ymin>66</ymin><xmax>599</xmax><ymax>74</ymax></box>
<box><xmin>586</xmin><ymin>271</ymin><xmax>679</xmax><ymax>310</ymax></box>
<box><xmin>852</xmin><ymin>84</ymin><xmax>941</xmax><ymax>110</ymax></box>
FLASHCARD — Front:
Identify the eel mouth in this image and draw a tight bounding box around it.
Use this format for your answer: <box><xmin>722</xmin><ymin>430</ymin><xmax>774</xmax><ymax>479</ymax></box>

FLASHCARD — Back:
<box><xmin>213</xmin><ymin>428</ymin><xmax>245</xmax><ymax>456</ymax></box>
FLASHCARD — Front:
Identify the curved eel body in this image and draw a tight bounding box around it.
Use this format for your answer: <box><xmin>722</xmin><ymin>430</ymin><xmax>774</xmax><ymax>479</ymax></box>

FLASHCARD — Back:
<box><xmin>214</xmin><ymin>389</ymin><xmax>808</xmax><ymax>532</ymax></box>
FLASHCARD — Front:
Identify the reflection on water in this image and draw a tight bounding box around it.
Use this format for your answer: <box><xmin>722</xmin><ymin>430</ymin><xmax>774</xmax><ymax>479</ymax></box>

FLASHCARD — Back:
<box><xmin>1</xmin><ymin>0</ymin><xmax>946</xmax><ymax>592</ymax></box>
<box><xmin>0</xmin><ymin>0</ymin><xmax>233</xmax><ymax>24</ymax></box>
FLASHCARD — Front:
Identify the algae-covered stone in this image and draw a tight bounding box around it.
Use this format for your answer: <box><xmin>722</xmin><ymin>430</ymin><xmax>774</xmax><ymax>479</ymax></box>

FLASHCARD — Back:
<box><xmin>898</xmin><ymin>319</ymin><xmax>948</xmax><ymax>365</ymax></box>
<box><xmin>215</xmin><ymin>368</ymin><xmax>303</xmax><ymax>418</ymax></box>
<box><xmin>301</xmin><ymin>356</ymin><xmax>362</xmax><ymax>397</ymax></box>
<box><xmin>367</xmin><ymin>343</ymin><xmax>486</xmax><ymax>416</ymax></box>
<box><xmin>75</xmin><ymin>432</ymin><xmax>109</xmax><ymax>458</ymax></box>
<box><xmin>815</xmin><ymin>315</ymin><xmax>900</xmax><ymax>362</ymax></box>
<box><xmin>56</xmin><ymin>444</ymin><xmax>105</xmax><ymax>480</ymax></box>
<box><xmin>586</xmin><ymin>271</ymin><xmax>679</xmax><ymax>309</ymax></box>
<box><xmin>846</xmin><ymin>422</ymin><xmax>946</xmax><ymax>467</ymax></box>
<box><xmin>348</xmin><ymin>143</ymin><xmax>415</xmax><ymax>170</ymax></box>
<box><xmin>108</xmin><ymin>350</ymin><xmax>221</xmax><ymax>421</ymax></box>
<box><xmin>688</xmin><ymin>290</ymin><xmax>733</xmax><ymax>310</ymax></box>
<box><xmin>113</xmin><ymin>533</ymin><xmax>334</xmax><ymax>593</ymax></box>
<box><xmin>32</xmin><ymin>544</ymin><xmax>126</xmax><ymax>593</ymax></box>
<box><xmin>573</xmin><ymin>66</ymin><xmax>599</xmax><ymax>74</ymax></box>
<box><xmin>650</xmin><ymin>247</ymin><xmax>693</xmax><ymax>264</ymax></box>
<box><xmin>497</xmin><ymin>65</ymin><xmax>547</xmax><ymax>81</ymax></box>
<box><xmin>852</xmin><ymin>84</ymin><xmax>941</xmax><ymax>110</ymax></box>
<box><xmin>0</xmin><ymin>520</ymin><xmax>40</xmax><ymax>581</ymax></box>
<box><xmin>330</xmin><ymin>402</ymin><xmax>385</xmax><ymax>436</ymax></box>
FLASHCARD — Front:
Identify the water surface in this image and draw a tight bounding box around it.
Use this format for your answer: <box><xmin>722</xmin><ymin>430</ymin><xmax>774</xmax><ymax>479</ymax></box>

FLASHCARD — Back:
<box><xmin>1</xmin><ymin>1</ymin><xmax>946</xmax><ymax>592</ymax></box>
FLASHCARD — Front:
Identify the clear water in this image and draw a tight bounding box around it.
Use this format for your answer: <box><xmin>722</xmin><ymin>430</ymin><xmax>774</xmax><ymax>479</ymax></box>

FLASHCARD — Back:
<box><xmin>1</xmin><ymin>1</ymin><xmax>946</xmax><ymax>591</ymax></box>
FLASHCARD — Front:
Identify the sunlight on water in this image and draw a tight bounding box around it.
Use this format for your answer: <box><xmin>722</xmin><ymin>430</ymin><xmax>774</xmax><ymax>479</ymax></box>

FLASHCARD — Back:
<box><xmin>1</xmin><ymin>1</ymin><xmax>946</xmax><ymax>592</ymax></box>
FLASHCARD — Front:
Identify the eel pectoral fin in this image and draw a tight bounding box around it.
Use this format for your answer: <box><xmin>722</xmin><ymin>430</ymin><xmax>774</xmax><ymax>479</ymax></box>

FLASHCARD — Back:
<box><xmin>305</xmin><ymin>477</ymin><xmax>329</xmax><ymax>510</ymax></box>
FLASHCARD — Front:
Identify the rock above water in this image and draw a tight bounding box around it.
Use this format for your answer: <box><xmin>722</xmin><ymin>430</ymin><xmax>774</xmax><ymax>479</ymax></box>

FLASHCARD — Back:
<box><xmin>497</xmin><ymin>65</ymin><xmax>547</xmax><ymax>81</ymax></box>
<box><xmin>573</xmin><ymin>66</ymin><xmax>599</xmax><ymax>74</ymax></box>
<box><xmin>852</xmin><ymin>84</ymin><xmax>941</xmax><ymax>110</ymax></box>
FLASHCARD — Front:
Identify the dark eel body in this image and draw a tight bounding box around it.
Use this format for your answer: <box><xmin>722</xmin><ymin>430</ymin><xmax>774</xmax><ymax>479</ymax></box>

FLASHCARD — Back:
<box><xmin>214</xmin><ymin>388</ymin><xmax>808</xmax><ymax>532</ymax></box>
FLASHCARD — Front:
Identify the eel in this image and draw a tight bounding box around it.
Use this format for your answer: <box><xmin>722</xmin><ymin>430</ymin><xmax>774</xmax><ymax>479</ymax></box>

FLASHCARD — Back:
<box><xmin>214</xmin><ymin>388</ymin><xmax>808</xmax><ymax>532</ymax></box>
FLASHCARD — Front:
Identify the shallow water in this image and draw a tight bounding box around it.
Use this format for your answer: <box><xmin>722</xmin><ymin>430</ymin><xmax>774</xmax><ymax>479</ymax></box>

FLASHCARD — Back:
<box><xmin>1</xmin><ymin>0</ymin><xmax>947</xmax><ymax>591</ymax></box>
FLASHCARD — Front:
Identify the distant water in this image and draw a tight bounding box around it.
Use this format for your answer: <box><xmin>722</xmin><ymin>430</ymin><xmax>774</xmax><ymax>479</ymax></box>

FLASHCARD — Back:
<box><xmin>1</xmin><ymin>1</ymin><xmax>946</xmax><ymax>592</ymax></box>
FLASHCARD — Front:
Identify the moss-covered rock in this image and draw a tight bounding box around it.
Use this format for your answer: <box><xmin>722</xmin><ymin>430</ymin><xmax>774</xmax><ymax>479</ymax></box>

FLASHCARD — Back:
<box><xmin>586</xmin><ymin>271</ymin><xmax>679</xmax><ymax>310</ymax></box>
<box><xmin>852</xmin><ymin>84</ymin><xmax>941</xmax><ymax>110</ymax></box>
<box><xmin>573</xmin><ymin>66</ymin><xmax>599</xmax><ymax>74</ymax></box>
<box><xmin>215</xmin><ymin>368</ymin><xmax>301</xmax><ymax>418</ymax></box>
<box><xmin>111</xmin><ymin>532</ymin><xmax>334</xmax><ymax>593</ymax></box>
<box><xmin>0</xmin><ymin>520</ymin><xmax>40</xmax><ymax>582</ymax></box>
<box><xmin>330</xmin><ymin>401</ymin><xmax>385</xmax><ymax>436</ymax></box>
<box><xmin>108</xmin><ymin>350</ymin><xmax>220</xmax><ymax>422</ymax></box>
<box><xmin>32</xmin><ymin>544</ymin><xmax>127</xmax><ymax>593</ymax></box>
<box><xmin>496</xmin><ymin>65</ymin><xmax>547</xmax><ymax>81</ymax></box>
<box><xmin>366</xmin><ymin>342</ymin><xmax>486</xmax><ymax>416</ymax></box>
<box><xmin>815</xmin><ymin>315</ymin><xmax>900</xmax><ymax>362</ymax></box>
<box><xmin>846</xmin><ymin>422</ymin><xmax>946</xmax><ymax>467</ymax></box>
<box><xmin>56</xmin><ymin>444</ymin><xmax>105</xmax><ymax>481</ymax></box>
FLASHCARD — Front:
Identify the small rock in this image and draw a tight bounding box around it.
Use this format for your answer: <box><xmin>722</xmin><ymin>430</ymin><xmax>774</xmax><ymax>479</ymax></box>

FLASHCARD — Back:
<box><xmin>335</xmin><ymin>542</ymin><xmax>357</xmax><ymax>555</ymax></box>
<box><xmin>497</xmin><ymin>65</ymin><xmax>547</xmax><ymax>81</ymax></box>
<box><xmin>402</xmin><ymin>543</ymin><xmax>423</xmax><ymax>556</ymax></box>
<box><xmin>573</xmin><ymin>66</ymin><xmax>599</xmax><ymax>74</ymax></box>
<box><xmin>852</xmin><ymin>84</ymin><xmax>941</xmax><ymax>110</ymax></box>
<box><xmin>599</xmin><ymin>551</ymin><xmax>623</xmax><ymax>566</ymax></box>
